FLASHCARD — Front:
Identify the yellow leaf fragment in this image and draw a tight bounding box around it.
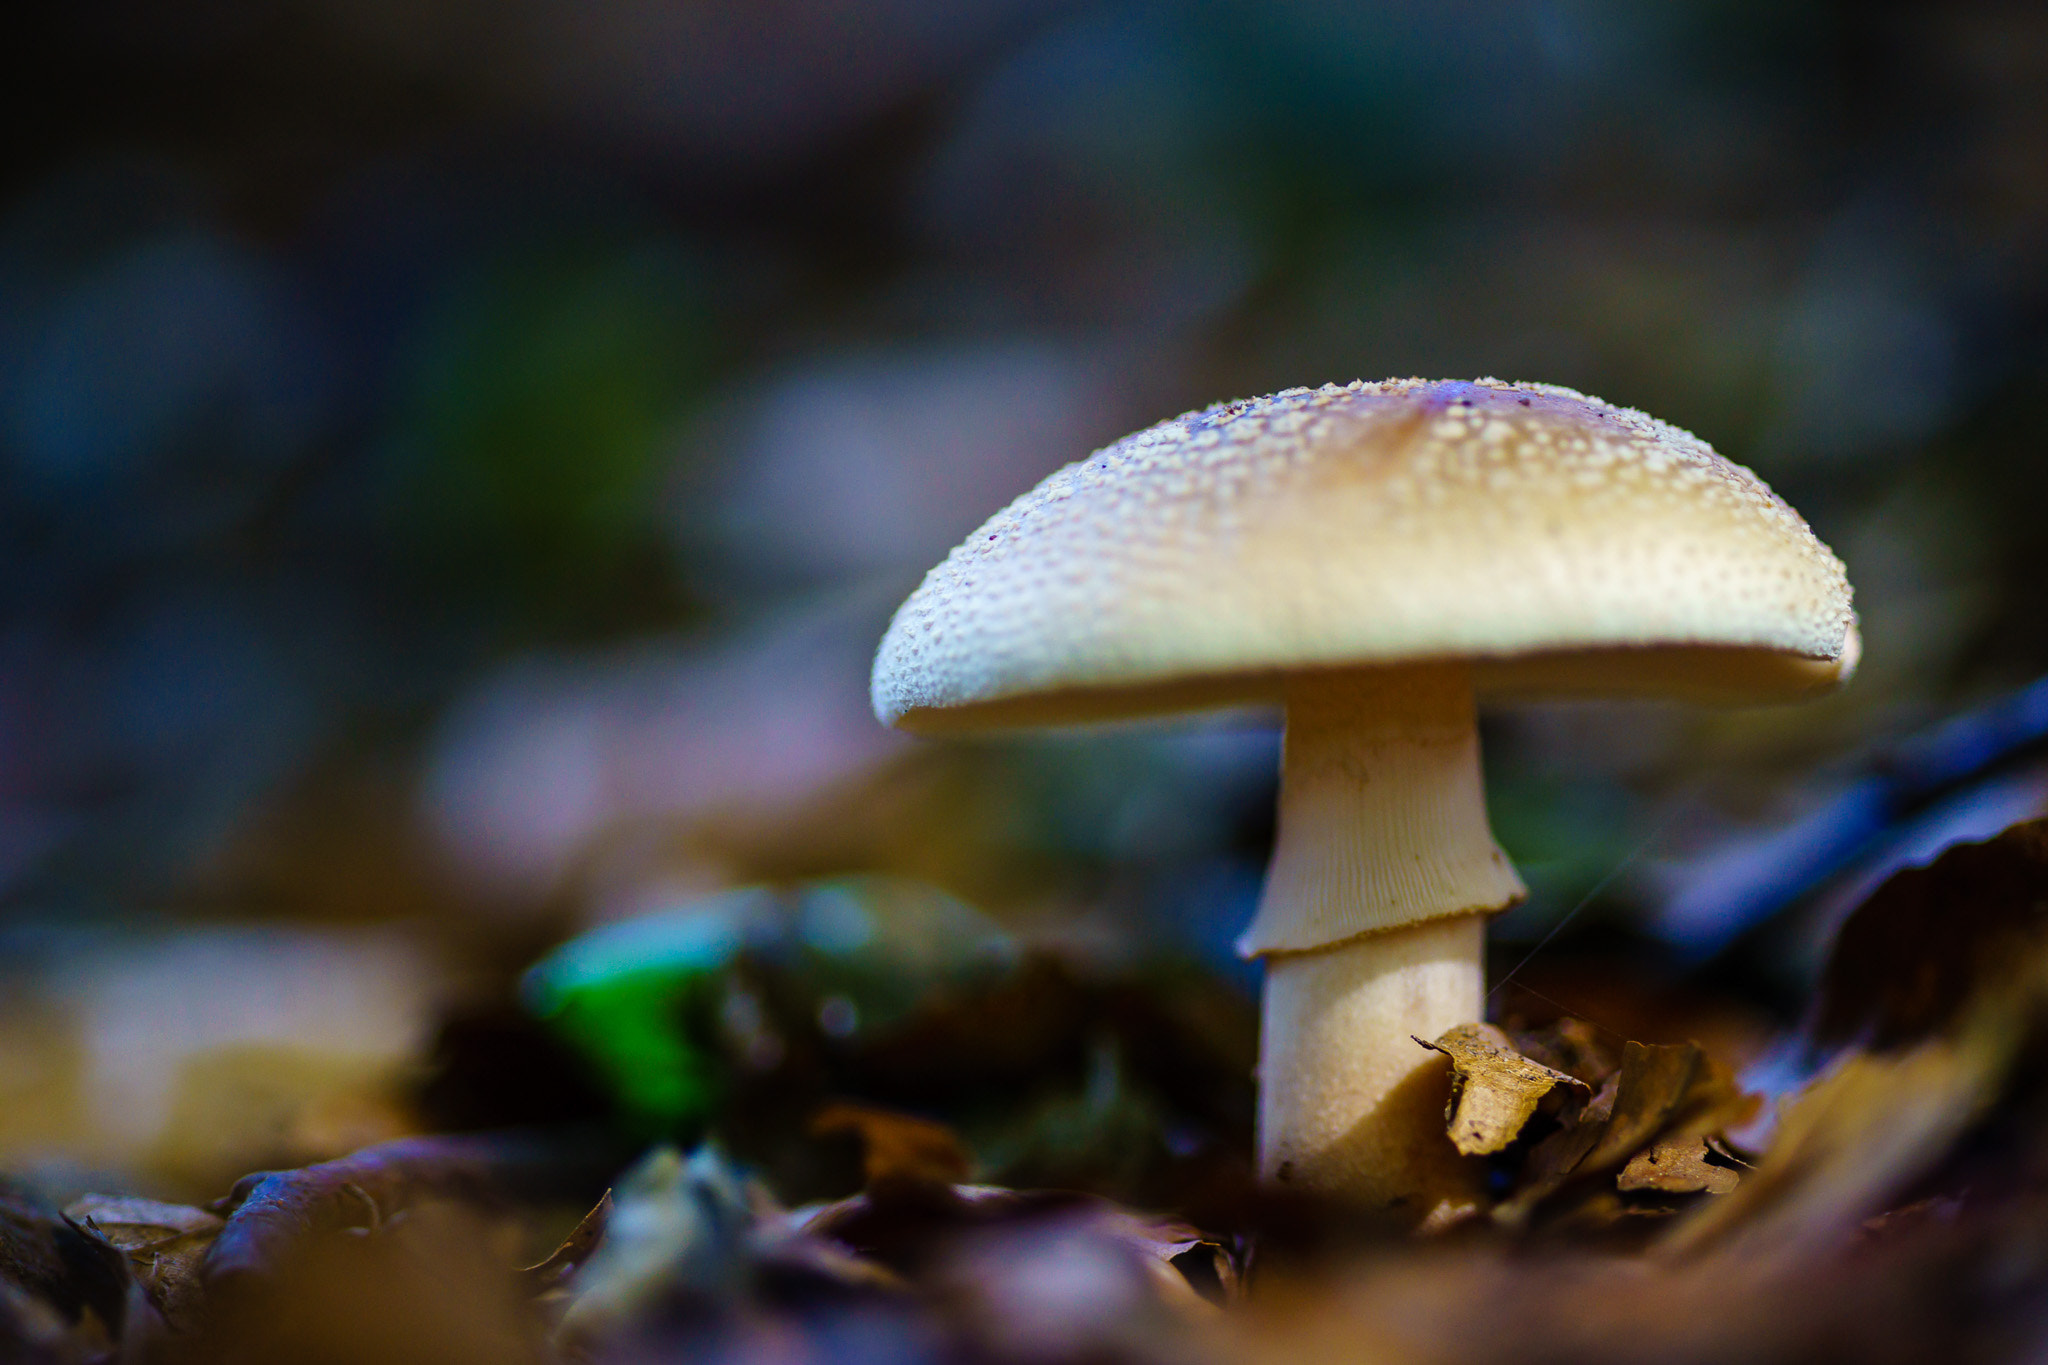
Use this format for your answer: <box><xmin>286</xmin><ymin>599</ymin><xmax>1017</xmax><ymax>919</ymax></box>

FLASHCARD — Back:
<box><xmin>1418</xmin><ymin>1023</ymin><xmax>1590</xmax><ymax>1157</ymax></box>
<box><xmin>1618</xmin><ymin>1138</ymin><xmax>1740</xmax><ymax>1195</ymax></box>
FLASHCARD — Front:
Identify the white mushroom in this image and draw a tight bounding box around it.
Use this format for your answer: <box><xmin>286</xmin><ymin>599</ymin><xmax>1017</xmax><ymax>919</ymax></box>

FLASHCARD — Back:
<box><xmin>870</xmin><ymin>378</ymin><xmax>1856</xmax><ymax>1222</ymax></box>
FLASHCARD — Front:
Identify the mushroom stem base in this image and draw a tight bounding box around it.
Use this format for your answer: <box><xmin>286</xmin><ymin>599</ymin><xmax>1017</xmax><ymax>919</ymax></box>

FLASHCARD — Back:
<box><xmin>1258</xmin><ymin>915</ymin><xmax>1487</xmax><ymax>1223</ymax></box>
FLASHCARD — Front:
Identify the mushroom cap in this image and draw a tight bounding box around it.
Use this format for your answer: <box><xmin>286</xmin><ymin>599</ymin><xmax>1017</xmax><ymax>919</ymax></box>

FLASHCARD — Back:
<box><xmin>872</xmin><ymin>378</ymin><xmax>1857</xmax><ymax>732</ymax></box>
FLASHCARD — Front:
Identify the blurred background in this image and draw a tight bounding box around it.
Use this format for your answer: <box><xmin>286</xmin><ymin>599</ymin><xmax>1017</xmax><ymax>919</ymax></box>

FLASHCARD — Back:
<box><xmin>2</xmin><ymin>0</ymin><xmax>2046</xmax><ymax>1199</ymax></box>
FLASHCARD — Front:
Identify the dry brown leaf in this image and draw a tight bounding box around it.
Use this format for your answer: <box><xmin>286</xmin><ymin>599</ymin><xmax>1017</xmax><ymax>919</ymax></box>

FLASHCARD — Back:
<box><xmin>1814</xmin><ymin>818</ymin><xmax>2048</xmax><ymax>1050</ymax></box>
<box><xmin>124</xmin><ymin>1230</ymin><xmax>215</xmax><ymax>1335</ymax></box>
<box><xmin>1092</xmin><ymin>1209</ymin><xmax>1239</xmax><ymax>1310</ymax></box>
<box><xmin>1418</xmin><ymin>1023</ymin><xmax>1590</xmax><ymax>1157</ymax></box>
<box><xmin>1663</xmin><ymin>1033</ymin><xmax>2003</xmax><ymax>1256</ymax></box>
<box><xmin>1618</xmin><ymin>1138</ymin><xmax>1740</xmax><ymax>1195</ymax></box>
<box><xmin>1663</xmin><ymin>821</ymin><xmax>2048</xmax><ymax>1257</ymax></box>
<box><xmin>521</xmin><ymin>1191</ymin><xmax>611</xmax><ymax>1294</ymax></box>
<box><xmin>1490</xmin><ymin>1076</ymin><xmax>1616</xmax><ymax>1227</ymax></box>
<box><xmin>65</xmin><ymin>1195</ymin><xmax>223</xmax><ymax>1337</ymax></box>
<box><xmin>61</xmin><ymin>1197</ymin><xmax>220</xmax><ymax>1249</ymax></box>
<box><xmin>0</xmin><ymin>1186</ymin><xmax>128</xmax><ymax>1342</ymax></box>
<box><xmin>810</xmin><ymin>1101</ymin><xmax>974</xmax><ymax>1187</ymax></box>
<box><xmin>1577</xmin><ymin>1042</ymin><xmax>1704</xmax><ymax>1172</ymax></box>
<box><xmin>1487</xmin><ymin>1034</ymin><xmax>1765</xmax><ymax>1228</ymax></box>
<box><xmin>1662</xmin><ymin>1052</ymin><xmax>1762</xmax><ymax>1148</ymax></box>
<box><xmin>1505</xmin><ymin>1016</ymin><xmax>1619</xmax><ymax>1089</ymax></box>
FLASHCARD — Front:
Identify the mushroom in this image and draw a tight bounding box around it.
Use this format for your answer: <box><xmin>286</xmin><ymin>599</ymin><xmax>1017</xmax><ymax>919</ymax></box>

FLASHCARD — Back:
<box><xmin>869</xmin><ymin>378</ymin><xmax>1856</xmax><ymax>1220</ymax></box>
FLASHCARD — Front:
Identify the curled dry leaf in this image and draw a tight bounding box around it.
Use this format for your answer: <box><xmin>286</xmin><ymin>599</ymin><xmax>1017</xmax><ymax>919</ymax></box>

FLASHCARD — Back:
<box><xmin>1418</xmin><ymin>1023</ymin><xmax>1590</xmax><ymax>1156</ymax></box>
<box><xmin>0</xmin><ymin>1185</ymin><xmax>129</xmax><ymax>1342</ymax></box>
<box><xmin>1577</xmin><ymin>1043</ymin><xmax>1704</xmax><ymax>1173</ymax></box>
<box><xmin>1489</xmin><ymin>1038</ymin><xmax>1760</xmax><ymax>1227</ymax></box>
<box><xmin>1663</xmin><ymin>820</ymin><xmax>2048</xmax><ymax>1258</ymax></box>
<box><xmin>810</xmin><ymin>1101</ymin><xmax>975</xmax><ymax>1188</ymax></box>
<box><xmin>1617</xmin><ymin>1138</ymin><xmax>1740</xmax><ymax>1196</ymax></box>
<box><xmin>1495</xmin><ymin>1043</ymin><xmax>1694</xmax><ymax>1223</ymax></box>
<box><xmin>520</xmin><ymin>1191</ymin><xmax>610</xmax><ymax>1295</ymax></box>
<box><xmin>1814</xmin><ymin>818</ymin><xmax>2048</xmax><ymax>1051</ymax></box>
<box><xmin>62</xmin><ymin>1197</ymin><xmax>220</xmax><ymax>1247</ymax></box>
<box><xmin>65</xmin><ymin>1196</ymin><xmax>222</xmax><ymax>1335</ymax></box>
<box><xmin>1664</xmin><ymin>1033</ymin><xmax>2003</xmax><ymax>1256</ymax></box>
<box><xmin>1493</xmin><ymin>1102</ymin><xmax>1612</xmax><ymax>1226</ymax></box>
<box><xmin>203</xmin><ymin>1129</ymin><xmax>615</xmax><ymax>1286</ymax></box>
<box><xmin>1089</xmin><ymin>1208</ymin><xmax>1239</xmax><ymax>1312</ymax></box>
<box><xmin>1505</xmin><ymin>1016</ymin><xmax>1618</xmax><ymax>1088</ymax></box>
<box><xmin>1661</xmin><ymin>1052</ymin><xmax>1759</xmax><ymax>1151</ymax></box>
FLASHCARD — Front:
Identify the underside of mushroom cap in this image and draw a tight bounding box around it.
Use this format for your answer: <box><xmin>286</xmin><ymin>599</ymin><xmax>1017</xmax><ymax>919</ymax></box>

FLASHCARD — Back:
<box><xmin>872</xmin><ymin>378</ymin><xmax>1856</xmax><ymax>731</ymax></box>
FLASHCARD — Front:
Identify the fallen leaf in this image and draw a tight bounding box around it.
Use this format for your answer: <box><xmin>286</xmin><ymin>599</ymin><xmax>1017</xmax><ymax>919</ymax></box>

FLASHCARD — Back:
<box><xmin>0</xmin><ymin>1184</ymin><xmax>127</xmax><ymax>1339</ymax></box>
<box><xmin>67</xmin><ymin>1195</ymin><xmax>222</xmax><ymax>1337</ymax></box>
<box><xmin>1484</xmin><ymin>1033</ymin><xmax>1765</xmax><ymax>1229</ymax></box>
<box><xmin>122</xmin><ymin>1230</ymin><xmax>215</xmax><ymax>1337</ymax></box>
<box><xmin>1578</xmin><ymin>1042</ymin><xmax>1706</xmax><ymax>1173</ymax></box>
<box><xmin>1505</xmin><ymin>1016</ymin><xmax>1619</xmax><ymax>1089</ymax></box>
<box><xmin>1702</xmin><ymin>1134</ymin><xmax>1752</xmax><ymax>1167</ymax></box>
<box><xmin>1490</xmin><ymin>1076</ymin><xmax>1617</xmax><ymax>1227</ymax></box>
<box><xmin>62</xmin><ymin>1197</ymin><xmax>220</xmax><ymax>1249</ymax></box>
<box><xmin>1659</xmin><ymin>1051</ymin><xmax>1762</xmax><ymax>1148</ymax></box>
<box><xmin>1663</xmin><ymin>1033</ymin><xmax>2002</xmax><ymax>1256</ymax></box>
<box><xmin>1090</xmin><ymin>1208</ymin><xmax>1240</xmax><ymax>1310</ymax></box>
<box><xmin>203</xmin><ymin>1129</ymin><xmax>618</xmax><ymax>1286</ymax></box>
<box><xmin>810</xmin><ymin>1101</ymin><xmax>974</xmax><ymax>1188</ymax></box>
<box><xmin>1618</xmin><ymin>1138</ymin><xmax>1740</xmax><ymax>1195</ymax></box>
<box><xmin>520</xmin><ymin>1191</ymin><xmax>610</xmax><ymax>1294</ymax></box>
<box><xmin>1418</xmin><ymin>1024</ymin><xmax>1590</xmax><ymax>1156</ymax></box>
<box><xmin>1814</xmin><ymin>818</ymin><xmax>2048</xmax><ymax>1051</ymax></box>
<box><xmin>1664</xmin><ymin>819</ymin><xmax>2048</xmax><ymax>1257</ymax></box>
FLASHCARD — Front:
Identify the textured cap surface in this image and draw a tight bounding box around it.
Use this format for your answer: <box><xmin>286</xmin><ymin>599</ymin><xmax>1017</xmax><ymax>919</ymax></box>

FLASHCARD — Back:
<box><xmin>872</xmin><ymin>379</ymin><xmax>1856</xmax><ymax>730</ymax></box>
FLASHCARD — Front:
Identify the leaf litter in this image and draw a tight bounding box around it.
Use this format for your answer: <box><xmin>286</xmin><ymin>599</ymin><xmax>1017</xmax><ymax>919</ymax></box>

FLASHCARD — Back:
<box><xmin>12</xmin><ymin>819</ymin><xmax>2048</xmax><ymax>1360</ymax></box>
<box><xmin>1418</xmin><ymin>1022</ymin><xmax>1590</xmax><ymax>1157</ymax></box>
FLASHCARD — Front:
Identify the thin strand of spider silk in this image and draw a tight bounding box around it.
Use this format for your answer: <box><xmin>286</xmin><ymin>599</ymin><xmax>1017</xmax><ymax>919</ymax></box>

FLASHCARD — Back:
<box><xmin>1496</xmin><ymin>980</ymin><xmax>1635</xmax><ymax>1047</ymax></box>
<box><xmin>1487</xmin><ymin>806</ymin><xmax>1685</xmax><ymax>1005</ymax></box>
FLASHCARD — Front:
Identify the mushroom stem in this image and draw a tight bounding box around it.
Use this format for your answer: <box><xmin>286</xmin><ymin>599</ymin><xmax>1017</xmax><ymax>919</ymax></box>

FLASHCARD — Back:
<box><xmin>1241</xmin><ymin>665</ymin><xmax>1525</xmax><ymax>1217</ymax></box>
<box><xmin>1259</xmin><ymin>916</ymin><xmax>1488</xmax><ymax>1216</ymax></box>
